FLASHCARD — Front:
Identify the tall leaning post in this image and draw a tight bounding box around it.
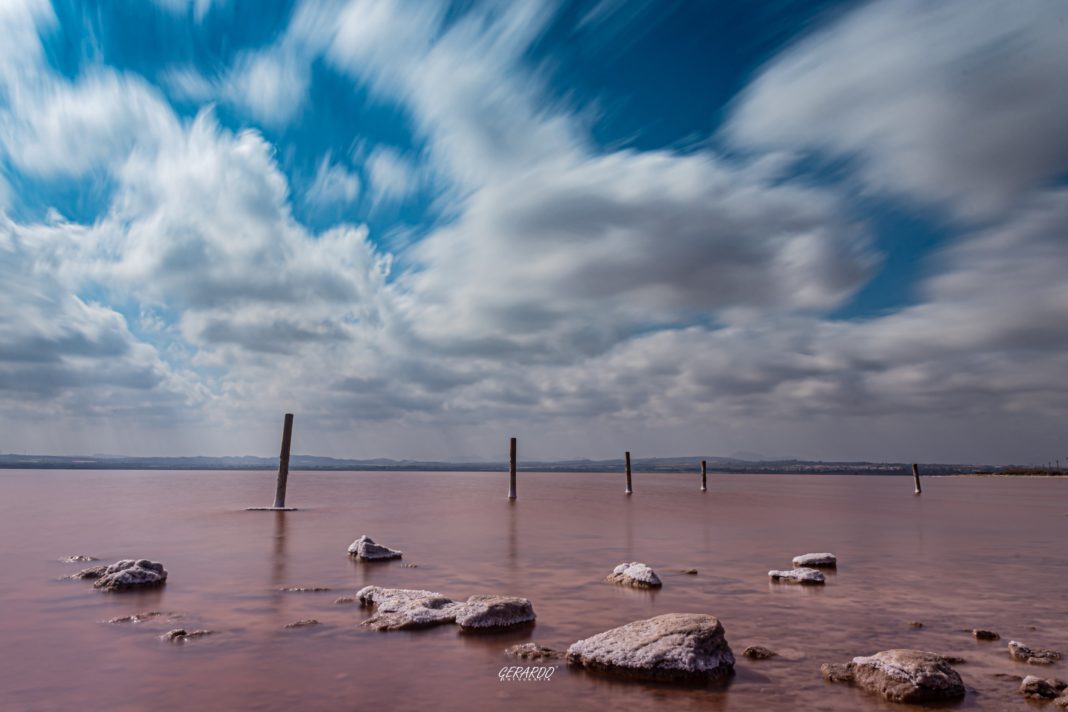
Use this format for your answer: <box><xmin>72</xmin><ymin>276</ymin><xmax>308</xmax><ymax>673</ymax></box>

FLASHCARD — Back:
<box><xmin>272</xmin><ymin>413</ymin><xmax>294</xmax><ymax>509</ymax></box>
<box><xmin>701</xmin><ymin>459</ymin><xmax>707</xmax><ymax>492</ymax></box>
<box><xmin>912</xmin><ymin>462</ymin><xmax>922</xmax><ymax>495</ymax></box>
<box><xmin>508</xmin><ymin>437</ymin><xmax>517</xmax><ymax>500</ymax></box>
<box><xmin>625</xmin><ymin>451</ymin><xmax>633</xmax><ymax>495</ymax></box>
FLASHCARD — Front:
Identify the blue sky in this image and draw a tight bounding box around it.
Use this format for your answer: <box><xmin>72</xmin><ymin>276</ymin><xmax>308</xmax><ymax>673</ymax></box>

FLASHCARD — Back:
<box><xmin>1</xmin><ymin>0</ymin><xmax>1067</xmax><ymax>464</ymax></box>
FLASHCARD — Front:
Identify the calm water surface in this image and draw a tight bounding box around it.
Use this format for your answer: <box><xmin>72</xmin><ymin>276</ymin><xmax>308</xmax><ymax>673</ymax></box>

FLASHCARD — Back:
<box><xmin>1</xmin><ymin>470</ymin><xmax>1065</xmax><ymax>711</ymax></box>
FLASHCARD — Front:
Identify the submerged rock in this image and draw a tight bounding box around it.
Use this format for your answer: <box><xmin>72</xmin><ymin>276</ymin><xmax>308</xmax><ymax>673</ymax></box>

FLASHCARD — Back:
<box><xmin>347</xmin><ymin>535</ymin><xmax>402</xmax><ymax>561</ymax></box>
<box><xmin>283</xmin><ymin>619</ymin><xmax>320</xmax><ymax>629</ymax></box>
<box><xmin>743</xmin><ymin>645</ymin><xmax>778</xmax><ymax>660</ymax></box>
<box><xmin>63</xmin><ymin>555</ymin><xmax>99</xmax><ymax>563</ymax></box>
<box><xmin>93</xmin><ymin>560</ymin><xmax>167</xmax><ymax>591</ymax></box>
<box><xmin>822</xmin><ymin>649</ymin><xmax>965</xmax><ymax>703</ymax></box>
<box><xmin>606</xmin><ymin>562</ymin><xmax>662</xmax><ymax>588</ymax></box>
<box><xmin>566</xmin><ymin>613</ymin><xmax>735</xmax><ymax>682</ymax></box>
<box><xmin>768</xmin><ymin>567</ymin><xmax>825</xmax><ymax>585</ymax></box>
<box><xmin>454</xmin><ymin>595</ymin><xmax>535</xmax><ymax>630</ymax></box>
<box><xmin>357</xmin><ymin>586</ymin><xmax>459</xmax><ymax>631</ymax></box>
<box><xmin>505</xmin><ymin>643</ymin><xmax>564</xmax><ymax>660</ymax></box>
<box><xmin>792</xmin><ymin>553</ymin><xmax>836</xmax><ymax>568</ymax></box>
<box><xmin>907</xmin><ymin>621</ymin><xmax>924</xmax><ymax>629</ymax></box>
<box><xmin>70</xmin><ymin>565</ymin><xmax>108</xmax><ymax>580</ymax></box>
<box><xmin>972</xmin><ymin>629</ymin><xmax>1000</xmax><ymax>641</ymax></box>
<box><xmin>161</xmin><ymin>629</ymin><xmax>213</xmax><ymax>642</ymax></box>
<box><xmin>1020</xmin><ymin>675</ymin><xmax>1068</xmax><ymax>700</ymax></box>
<box><xmin>279</xmin><ymin>586</ymin><xmax>331</xmax><ymax>592</ymax></box>
<box><xmin>1010</xmin><ymin>640</ymin><xmax>1063</xmax><ymax>665</ymax></box>
<box><xmin>680</xmin><ymin>568</ymin><xmax>698</xmax><ymax>575</ymax></box>
<box><xmin>333</xmin><ymin>596</ymin><xmax>356</xmax><ymax>605</ymax></box>
<box><xmin>106</xmin><ymin>611</ymin><xmax>179</xmax><ymax>624</ymax></box>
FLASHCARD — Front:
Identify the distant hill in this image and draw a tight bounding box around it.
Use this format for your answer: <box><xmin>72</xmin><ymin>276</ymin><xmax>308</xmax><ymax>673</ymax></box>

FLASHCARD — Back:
<box><xmin>0</xmin><ymin>452</ymin><xmax>1000</xmax><ymax>475</ymax></box>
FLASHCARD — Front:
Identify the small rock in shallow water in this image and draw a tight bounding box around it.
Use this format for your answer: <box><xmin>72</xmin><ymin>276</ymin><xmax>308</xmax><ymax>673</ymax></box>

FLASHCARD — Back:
<box><xmin>70</xmin><ymin>565</ymin><xmax>108</xmax><ymax>580</ymax></box>
<box><xmin>454</xmin><ymin>595</ymin><xmax>535</xmax><ymax>630</ymax></box>
<box><xmin>1010</xmin><ymin>640</ymin><xmax>1063</xmax><ymax>665</ymax></box>
<box><xmin>972</xmin><ymin>629</ymin><xmax>1000</xmax><ymax>641</ymax></box>
<box><xmin>279</xmin><ymin>586</ymin><xmax>331</xmax><ymax>592</ymax></box>
<box><xmin>566</xmin><ymin>613</ymin><xmax>734</xmax><ymax>682</ymax></box>
<box><xmin>284</xmin><ymin>619</ymin><xmax>320</xmax><ymax>629</ymax></box>
<box><xmin>161</xmin><ymin>629</ymin><xmax>213</xmax><ymax>642</ymax></box>
<box><xmin>333</xmin><ymin>596</ymin><xmax>356</xmax><ymax>605</ymax></box>
<box><xmin>768</xmin><ymin>567</ymin><xmax>825</xmax><ymax>585</ymax></box>
<box><xmin>505</xmin><ymin>643</ymin><xmax>564</xmax><ymax>660</ymax></box>
<box><xmin>1020</xmin><ymin>675</ymin><xmax>1068</xmax><ymax>700</ymax></box>
<box><xmin>907</xmin><ymin>621</ymin><xmax>924</xmax><ymax>628</ymax></box>
<box><xmin>791</xmin><ymin>553</ymin><xmax>836</xmax><ymax>568</ymax></box>
<box><xmin>93</xmin><ymin>560</ymin><xmax>167</xmax><ymax>591</ymax></box>
<box><xmin>606</xmin><ymin>562</ymin><xmax>662</xmax><ymax>588</ymax></box>
<box><xmin>106</xmin><ymin>611</ymin><xmax>177</xmax><ymax>624</ymax></box>
<box><xmin>347</xmin><ymin>535</ymin><xmax>402</xmax><ymax>561</ymax></box>
<box><xmin>680</xmin><ymin>568</ymin><xmax>698</xmax><ymax>575</ymax></box>
<box><xmin>63</xmin><ymin>555</ymin><xmax>98</xmax><ymax>563</ymax></box>
<box><xmin>743</xmin><ymin>645</ymin><xmax>778</xmax><ymax>660</ymax></box>
<box><xmin>823</xmin><ymin>649</ymin><xmax>965</xmax><ymax>703</ymax></box>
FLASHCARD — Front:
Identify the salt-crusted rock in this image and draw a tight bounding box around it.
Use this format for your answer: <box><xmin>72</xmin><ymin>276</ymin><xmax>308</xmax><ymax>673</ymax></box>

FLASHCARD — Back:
<box><xmin>106</xmin><ymin>611</ymin><xmax>179</xmax><ymax>624</ymax></box>
<box><xmin>161</xmin><ymin>629</ymin><xmax>212</xmax><ymax>642</ymax></box>
<box><xmin>63</xmin><ymin>555</ymin><xmax>98</xmax><ymax>563</ymax></box>
<box><xmin>743</xmin><ymin>645</ymin><xmax>778</xmax><ymax>659</ymax></box>
<box><xmin>454</xmin><ymin>595</ymin><xmax>536</xmax><ymax>630</ymax></box>
<box><xmin>606</xmin><ymin>562</ymin><xmax>662</xmax><ymax>588</ymax></box>
<box><xmin>972</xmin><ymin>629</ymin><xmax>999</xmax><ymax>640</ymax></box>
<box><xmin>347</xmin><ymin>535</ymin><xmax>402</xmax><ymax>561</ymax></box>
<box><xmin>283</xmin><ymin>619</ymin><xmax>320</xmax><ymax>629</ymax></box>
<box><xmin>566</xmin><ymin>613</ymin><xmax>735</xmax><ymax>682</ymax></box>
<box><xmin>792</xmin><ymin>553</ymin><xmax>836</xmax><ymax>568</ymax></box>
<box><xmin>70</xmin><ymin>565</ymin><xmax>108</xmax><ymax>580</ymax></box>
<box><xmin>1020</xmin><ymin>675</ymin><xmax>1068</xmax><ymax>700</ymax></box>
<box><xmin>822</xmin><ymin>649</ymin><xmax>965</xmax><ymax>703</ymax></box>
<box><xmin>279</xmin><ymin>586</ymin><xmax>331</xmax><ymax>592</ymax></box>
<box><xmin>768</xmin><ymin>567</ymin><xmax>825</xmax><ymax>585</ymax></box>
<box><xmin>1055</xmin><ymin>694</ymin><xmax>1068</xmax><ymax>709</ymax></box>
<box><xmin>357</xmin><ymin>586</ymin><xmax>459</xmax><ymax>631</ymax></box>
<box><xmin>505</xmin><ymin>643</ymin><xmax>564</xmax><ymax>660</ymax></box>
<box><xmin>333</xmin><ymin>596</ymin><xmax>356</xmax><ymax>605</ymax></box>
<box><xmin>93</xmin><ymin>560</ymin><xmax>167</xmax><ymax>591</ymax></box>
<box><xmin>1010</xmin><ymin>640</ymin><xmax>1063</xmax><ymax>665</ymax></box>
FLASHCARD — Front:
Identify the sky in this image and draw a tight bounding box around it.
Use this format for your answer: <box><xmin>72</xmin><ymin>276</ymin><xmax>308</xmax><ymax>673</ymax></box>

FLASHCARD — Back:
<box><xmin>1</xmin><ymin>0</ymin><xmax>1067</xmax><ymax>465</ymax></box>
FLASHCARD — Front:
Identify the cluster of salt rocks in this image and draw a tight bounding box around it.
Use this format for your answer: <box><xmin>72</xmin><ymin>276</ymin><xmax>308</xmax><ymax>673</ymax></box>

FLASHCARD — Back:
<box><xmin>72</xmin><ymin>559</ymin><xmax>168</xmax><ymax>592</ymax></box>
<box><xmin>347</xmin><ymin>535</ymin><xmax>403</xmax><ymax>561</ymax></box>
<box><xmin>606</xmin><ymin>562</ymin><xmax>662</xmax><ymax>589</ymax></box>
<box><xmin>768</xmin><ymin>552</ymin><xmax>836</xmax><ymax>586</ymax></box>
<box><xmin>356</xmin><ymin>586</ymin><xmax>535</xmax><ymax>632</ymax></box>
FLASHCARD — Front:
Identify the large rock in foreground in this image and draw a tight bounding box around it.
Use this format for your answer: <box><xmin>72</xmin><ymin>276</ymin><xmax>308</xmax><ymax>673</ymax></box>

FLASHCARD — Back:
<box><xmin>347</xmin><ymin>535</ymin><xmax>402</xmax><ymax>561</ymax></box>
<box><xmin>454</xmin><ymin>595</ymin><xmax>535</xmax><ymax>630</ymax></box>
<box><xmin>606</xmin><ymin>562</ymin><xmax>662</xmax><ymax>588</ymax></box>
<box><xmin>792</xmin><ymin>552</ymin><xmax>836</xmax><ymax>568</ymax></box>
<box><xmin>822</xmin><ymin>649</ymin><xmax>965</xmax><ymax>703</ymax></box>
<box><xmin>768</xmin><ymin>567</ymin><xmax>825</xmax><ymax>585</ymax></box>
<box><xmin>356</xmin><ymin>586</ymin><xmax>536</xmax><ymax>631</ymax></box>
<box><xmin>566</xmin><ymin>613</ymin><xmax>735</xmax><ymax>682</ymax></box>
<box><xmin>93</xmin><ymin>560</ymin><xmax>167</xmax><ymax>591</ymax></box>
<box><xmin>1020</xmin><ymin>675</ymin><xmax>1067</xmax><ymax>700</ymax></box>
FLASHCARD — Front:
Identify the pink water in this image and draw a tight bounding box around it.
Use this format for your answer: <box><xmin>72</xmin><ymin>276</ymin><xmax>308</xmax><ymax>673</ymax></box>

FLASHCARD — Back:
<box><xmin>1</xmin><ymin>469</ymin><xmax>1065</xmax><ymax>711</ymax></box>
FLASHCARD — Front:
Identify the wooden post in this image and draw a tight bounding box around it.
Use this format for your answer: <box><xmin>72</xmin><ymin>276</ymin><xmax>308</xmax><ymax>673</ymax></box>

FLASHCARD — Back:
<box><xmin>911</xmin><ymin>463</ymin><xmax>922</xmax><ymax>495</ymax></box>
<box><xmin>508</xmin><ymin>437</ymin><xmax>517</xmax><ymax>500</ymax></box>
<box><xmin>701</xmin><ymin>460</ymin><xmax>707</xmax><ymax>492</ymax></box>
<box><xmin>625</xmin><ymin>451</ymin><xmax>633</xmax><ymax>495</ymax></box>
<box><xmin>272</xmin><ymin>413</ymin><xmax>294</xmax><ymax>509</ymax></box>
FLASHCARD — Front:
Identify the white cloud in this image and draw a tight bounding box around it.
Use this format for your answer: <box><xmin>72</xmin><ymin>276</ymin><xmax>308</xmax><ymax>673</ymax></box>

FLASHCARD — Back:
<box><xmin>364</xmin><ymin>146</ymin><xmax>418</xmax><ymax>206</ymax></box>
<box><xmin>727</xmin><ymin>0</ymin><xmax>1068</xmax><ymax>220</ymax></box>
<box><xmin>306</xmin><ymin>152</ymin><xmax>361</xmax><ymax>207</ymax></box>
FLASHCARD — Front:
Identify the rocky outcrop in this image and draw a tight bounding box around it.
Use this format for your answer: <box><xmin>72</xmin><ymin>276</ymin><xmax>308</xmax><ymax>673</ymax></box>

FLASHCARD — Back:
<box><xmin>93</xmin><ymin>560</ymin><xmax>167</xmax><ymax>591</ymax></box>
<box><xmin>743</xmin><ymin>645</ymin><xmax>778</xmax><ymax>660</ymax></box>
<box><xmin>566</xmin><ymin>613</ymin><xmax>735</xmax><ymax>682</ymax></box>
<box><xmin>791</xmin><ymin>553</ymin><xmax>836</xmax><ymax>568</ymax></box>
<box><xmin>768</xmin><ymin>567</ymin><xmax>825</xmax><ymax>585</ymax></box>
<box><xmin>606</xmin><ymin>562</ymin><xmax>662</xmax><ymax>588</ymax></box>
<box><xmin>505</xmin><ymin>643</ymin><xmax>564</xmax><ymax>660</ymax></box>
<box><xmin>822</xmin><ymin>649</ymin><xmax>965</xmax><ymax>703</ymax></box>
<box><xmin>357</xmin><ymin>587</ymin><xmax>458</xmax><ymax>631</ymax></box>
<box><xmin>1010</xmin><ymin>640</ymin><xmax>1063</xmax><ymax>665</ymax></box>
<box><xmin>1020</xmin><ymin>675</ymin><xmax>1067</xmax><ymax>700</ymax></box>
<box><xmin>453</xmin><ymin>595</ymin><xmax>535</xmax><ymax>630</ymax></box>
<box><xmin>347</xmin><ymin>535</ymin><xmax>402</xmax><ymax>561</ymax></box>
<box><xmin>972</xmin><ymin>629</ymin><xmax>999</xmax><ymax>640</ymax></box>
